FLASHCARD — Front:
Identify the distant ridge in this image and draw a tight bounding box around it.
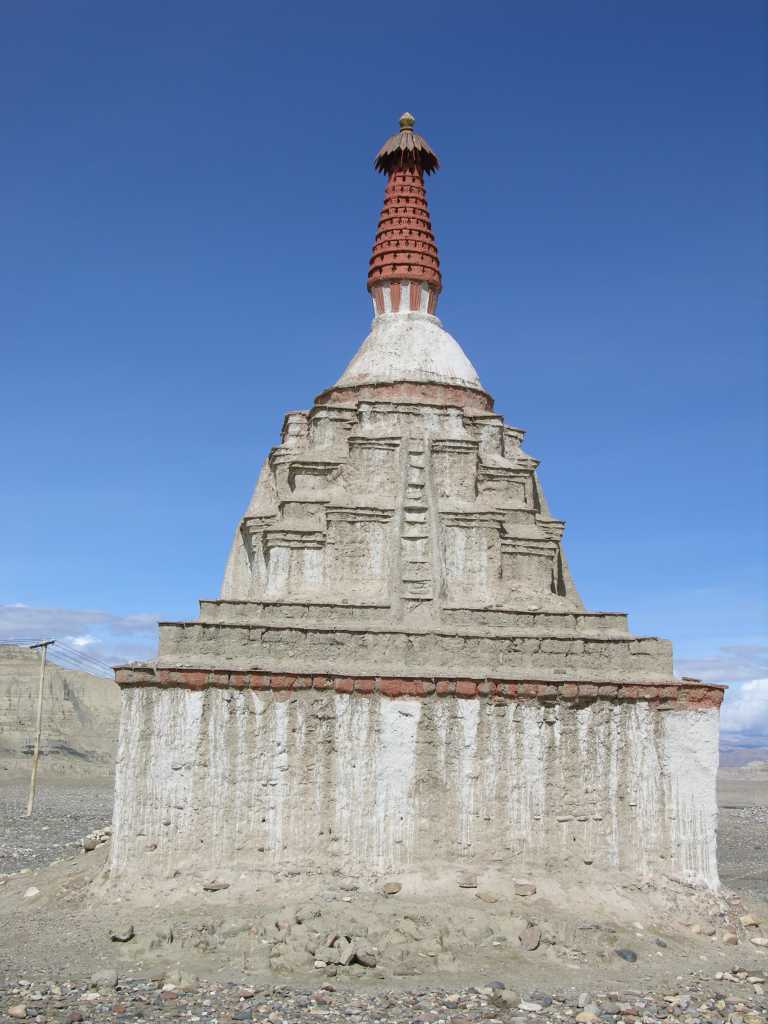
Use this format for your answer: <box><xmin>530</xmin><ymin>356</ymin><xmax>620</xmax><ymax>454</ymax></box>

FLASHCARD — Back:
<box><xmin>0</xmin><ymin>644</ymin><xmax>121</xmax><ymax>774</ymax></box>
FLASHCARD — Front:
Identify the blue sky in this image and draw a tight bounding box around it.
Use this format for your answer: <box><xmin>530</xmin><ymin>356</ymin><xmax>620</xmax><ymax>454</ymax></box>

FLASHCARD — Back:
<box><xmin>1</xmin><ymin>2</ymin><xmax>765</xmax><ymax>730</ymax></box>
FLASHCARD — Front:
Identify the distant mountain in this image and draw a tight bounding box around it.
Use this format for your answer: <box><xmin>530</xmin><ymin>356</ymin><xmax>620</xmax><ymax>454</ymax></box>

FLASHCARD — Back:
<box><xmin>0</xmin><ymin>645</ymin><xmax>121</xmax><ymax>774</ymax></box>
<box><xmin>720</xmin><ymin>731</ymin><xmax>768</xmax><ymax>767</ymax></box>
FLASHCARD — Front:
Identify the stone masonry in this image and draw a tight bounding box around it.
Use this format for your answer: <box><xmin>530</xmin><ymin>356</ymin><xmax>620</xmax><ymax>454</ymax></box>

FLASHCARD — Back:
<box><xmin>112</xmin><ymin>114</ymin><xmax>723</xmax><ymax>890</ymax></box>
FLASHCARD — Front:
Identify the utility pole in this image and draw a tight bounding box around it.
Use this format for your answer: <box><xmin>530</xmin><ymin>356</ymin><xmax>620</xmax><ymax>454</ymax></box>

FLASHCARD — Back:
<box><xmin>25</xmin><ymin>639</ymin><xmax>55</xmax><ymax>818</ymax></box>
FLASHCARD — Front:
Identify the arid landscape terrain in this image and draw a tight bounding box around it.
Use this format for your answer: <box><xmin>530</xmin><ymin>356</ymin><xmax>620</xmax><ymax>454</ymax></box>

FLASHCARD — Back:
<box><xmin>1</xmin><ymin>651</ymin><xmax>766</xmax><ymax>1023</ymax></box>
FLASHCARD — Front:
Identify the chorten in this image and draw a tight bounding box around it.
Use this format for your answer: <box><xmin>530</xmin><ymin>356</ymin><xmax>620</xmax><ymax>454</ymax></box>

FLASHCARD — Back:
<box><xmin>112</xmin><ymin>115</ymin><xmax>722</xmax><ymax>889</ymax></box>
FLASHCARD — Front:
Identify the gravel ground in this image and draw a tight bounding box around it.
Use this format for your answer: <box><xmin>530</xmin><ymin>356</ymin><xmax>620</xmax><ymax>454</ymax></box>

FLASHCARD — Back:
<box><xmin>718</xmin><ymin>807</ymin><xmax>768</xmax><ymax>904</ymax></box>
<box><xmin>1</xmin><ymin>975</ymin><xmax>766</xmax><ymax>1024</ymax></box>
<box><xmin>0</xmin><ymin>775</ymin><xmax>114</xmax><ymax>875</ymax></box>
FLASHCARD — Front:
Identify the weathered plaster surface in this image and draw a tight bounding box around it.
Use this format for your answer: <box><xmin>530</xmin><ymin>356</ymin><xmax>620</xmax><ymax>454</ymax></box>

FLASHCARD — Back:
<box><xmin>112</xmin><ymin>311</ymin><xmax>721</xmax><ymax>891</ymax></box>
<box><xmin>336</xmin><ymin>312</ymin><xmax>484</xmax><ymax>392</ymax></box>
<box><xmin>110</xmin><ymin>689</ymin><xmax>719</xmax><ymax>888</ymax></box>
<box><xmin>221</xmin><ymin>398</ymin><xmax>585</xmax><ymax>618</ymax></box>
<box><xmin>154</xmin><ymin>619</ymin><xmax>672</xmax><ymax>681</ymax></box>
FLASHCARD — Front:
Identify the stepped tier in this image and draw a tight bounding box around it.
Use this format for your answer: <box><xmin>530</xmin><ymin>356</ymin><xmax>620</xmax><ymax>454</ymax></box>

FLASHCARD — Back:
<box><xmin>126</xmin><ymin>393</ymin><xmax>677</xmax><ymax>683</ymax></box>
<box><xmin>221</xmin><ymin>399</ymin><xmax>584</xmax><ymax>616</ymax></box>
<box><xmin>110</xmin><ymin>113</ymin><xmax>722</xmax><ymax>892</ymax></box>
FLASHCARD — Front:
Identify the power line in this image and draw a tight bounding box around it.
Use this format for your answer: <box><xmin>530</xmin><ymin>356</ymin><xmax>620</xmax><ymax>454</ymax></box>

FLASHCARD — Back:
<box><xmin>49</xmin><ymin>648</ymin><xmax>114</xmax><ymax>678</ymax></box>
<box><xmin>54</xmin><ymin>641</ymin><xmax>115</xmax><ymax>673</ymax></box>
<box><xmin>0</xmin><ymin>637</ymin><xmax>116</xmax><ymax>678</ymax></box>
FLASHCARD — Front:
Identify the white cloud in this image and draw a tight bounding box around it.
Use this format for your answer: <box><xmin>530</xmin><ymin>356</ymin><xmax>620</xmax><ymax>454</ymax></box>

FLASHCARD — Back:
<box><xmin>720</xmin><ymin>678</ymin><xmax>768</xmax><ymax>736</ymax></box>
<box><xmin>67</xmin><ymin>634</ymin><xmax>98</xmax><ymax>648</ymax></box>
<box><xmin>676</xmin><ymin>644</ymin><xmax>768</xmax><ymax>685</ymax></box>
<box><xmin>0</xmin><ymin>603</ymin><xmax>163</xmax><ymax>668</ymax></box>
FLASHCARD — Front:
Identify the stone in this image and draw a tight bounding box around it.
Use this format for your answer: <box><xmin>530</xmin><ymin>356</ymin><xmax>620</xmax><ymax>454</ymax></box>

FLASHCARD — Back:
<box><xmin>740</xmin><ymin>914</ymin><xmax>760</xmax><ymax>927</ymax></box>
<box><xmin>150</xmin><ymin>923</ymin><xmax>175</xmax><ymax>946</ymax></box>
<box><xmin>750</xmin><ymin>936</ymin><xmax>768</xmax><ymax>947</ymax></box>
<box><xmin>335</xmin><ymin>938</ymin><xmax>356</xmax><ymax>966</ymax></box>
<box><xmin>495</xmin><ymin>989</ymin><xmax>521</xmax><ymax>1007</ymax></box>
<box><xmin>457</xmin><ymin>874</ymin><xmax>478</xmax><ymax>889</ymax></box>
<box><xmin>7</xmin><ymin>1007</ymin><xmax>26</xmax><ymax>1020</ymax></box>
<box><xmin>513</xmin><ymin>881</ymin><xmax>537</xmax><ymax>896</ymax></box>
<box><xmin>202</xmin><ymin>880</ymin><xmax>229</xmax><ymax>891</ymax></box>
<box><xmin>354</xmin><ymin>948</ymin><xmax>377</xmax><ymax>968</ymax></box>
<box><xmin>475</xmin><ymin>891</ymin><xmax>498</xmax><ymax>903</ymax></box>
<box><xmin>109</xmin><ymin>923</ymin><xmax>135</xmax><ymax>942</ymax></box>
<box><xmin>575</xmin><ymin>1014</ymin><xmax>600</xmax><ymax>1023</ymax></box>
<box><xmin>519</xmin><ymin>1001</ymin><xmax>543</xmax><ymax>1012</ymax></box>
<box><xmin>528</xmin><ymin>991</ymin><xmax>553</xmax><ymax>1007</ymax></box>
<box><xmin>520</xmin><ymin>925</ymin><xmax>541</xmax><ymax>951</ymax></box>
<box><xmin>382</xmin><ymin>882</ymin><xmax>402</xmax><ymax>895</ymax></box>
<box><xmin>295</xmin><ymin>904</ymin><xmax>320</xmax><ymax>923</ymax></box>
<box><xmin>692</xmin><ymin>923</ymin><xmax>716</xmax><ymax>936</ymax></box>
<box><xmin>723</xmin><ymin>931</ymin><xmax>739</xmax><ymax>945</ymax></box>
<box><xmin>91</xmin><ymin>969</ymin><xmax>118</xmax><ymax>989</ymax></box>
<box><xmin>615</xmin><ymin>947</ymin><xmax>638</xmax><ymax>962</ymax></box>
<box><xmin>22</xmin><ymin>886</ymin><xmax>40</xmax><ymax>899</ymax></box>
<box><xmin>82</xmin><ymin>836</ymin><xmax>98</xmax><ymax>852</ymax></box>
<box><xmin>315</xmin><ymin>946</ymin><xmax>339</xmax><ymax>965</ymax></box>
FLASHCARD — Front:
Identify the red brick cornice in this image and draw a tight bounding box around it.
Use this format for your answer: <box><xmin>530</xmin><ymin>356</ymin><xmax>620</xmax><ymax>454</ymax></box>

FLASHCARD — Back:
<box><xmin>114</xmin><ymin>667</ymin><xmax>725</xmax><ymax>709</ymax></box>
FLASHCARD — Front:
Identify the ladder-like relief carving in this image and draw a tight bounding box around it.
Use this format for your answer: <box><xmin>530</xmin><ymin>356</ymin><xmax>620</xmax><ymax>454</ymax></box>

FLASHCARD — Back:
<box><xmin>401</xmin><ymin>440</ymin><xmax>434</xmax><ymax>607</ymax></box>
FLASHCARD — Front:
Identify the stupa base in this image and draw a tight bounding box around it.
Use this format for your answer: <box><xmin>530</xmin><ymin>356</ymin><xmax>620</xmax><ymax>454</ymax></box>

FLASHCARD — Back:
<box><xmin>110</xmin><ymin>670</ymin><xmax>723</xmax><ymax>889</ymax></box>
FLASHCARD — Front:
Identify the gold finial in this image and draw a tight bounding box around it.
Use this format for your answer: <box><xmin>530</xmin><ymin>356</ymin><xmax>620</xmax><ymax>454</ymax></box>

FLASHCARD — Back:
<box><xmin>374</xmin><ymin>113</ymin><xmax>438</xmax><ymax>174</ymax></box>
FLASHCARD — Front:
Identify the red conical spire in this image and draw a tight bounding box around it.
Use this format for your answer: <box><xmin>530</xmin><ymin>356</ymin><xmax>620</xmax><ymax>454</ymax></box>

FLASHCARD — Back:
<box><xmin>367</xmin><ymin>113</ymin><xmax>442</xmax><ymax>316</ymax></box>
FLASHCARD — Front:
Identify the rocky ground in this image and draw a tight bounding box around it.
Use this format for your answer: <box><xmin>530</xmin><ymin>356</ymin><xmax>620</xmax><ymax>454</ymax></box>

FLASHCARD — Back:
<box><xmin>0</xmin><ymin>777</ymin><xmax>114</xmax><ymax>875</ymax></box>
<box><xmin>0</xmin><ymin>771</ymin><xmax>766</xmax><ymax>1023</ymax></box>
<box><xmin>717</xmin><ymin>764</ymin><xmax>768</xmax><ymax>905</ymax></box>
<box><xmin>1</xmin><ymin>974</ymin><xmax>765</xmax><ymax>1024</ymax></box>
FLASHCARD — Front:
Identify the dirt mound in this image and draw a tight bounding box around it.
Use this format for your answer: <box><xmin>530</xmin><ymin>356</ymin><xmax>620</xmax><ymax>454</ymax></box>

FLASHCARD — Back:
<box><xmin>3</xmin><ymin>843</ymin><xmax>768</xmax><ymax>994</ymax></box>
